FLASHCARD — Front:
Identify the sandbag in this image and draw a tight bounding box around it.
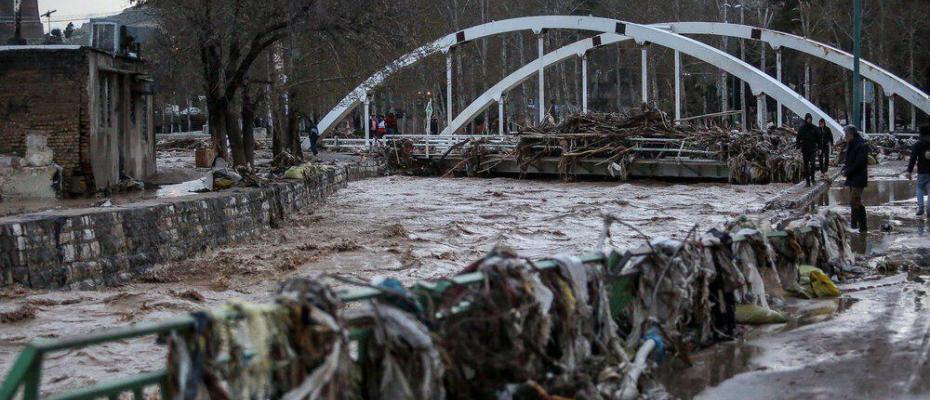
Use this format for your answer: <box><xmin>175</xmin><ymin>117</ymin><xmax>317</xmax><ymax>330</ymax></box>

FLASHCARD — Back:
<box><xmin>799</xmin><ymin>265</ymin><xmax>841</xmax><ymax>298</ymax></box>
<box><xmin>735</xmin><ymin>304</ymin><xmax>787</xmax><ymax>325</ymax></box>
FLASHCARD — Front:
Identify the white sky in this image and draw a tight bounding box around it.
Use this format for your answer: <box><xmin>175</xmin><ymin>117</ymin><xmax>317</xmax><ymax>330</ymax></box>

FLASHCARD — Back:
<box><xmin>38</xmin><ymin>0</ymin><xmax>133</xmax><ymax>31</ymax></box>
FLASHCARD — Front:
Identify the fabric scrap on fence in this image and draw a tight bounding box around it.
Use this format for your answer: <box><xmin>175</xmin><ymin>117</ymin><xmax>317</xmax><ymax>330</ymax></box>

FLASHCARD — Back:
<box><xmin>165</xmin><ymin>277</ymin><xmax>354</xmax><ymax>400</ymax></box>
<box><xmin>348</xmin><ymin>300</ymin><xmax>445</xmax><ymax>400</ymax></box>
<box><xmin>726</xmin><ymin>218</ymin><xmax>780</xmax><ymax>308</ymax></box>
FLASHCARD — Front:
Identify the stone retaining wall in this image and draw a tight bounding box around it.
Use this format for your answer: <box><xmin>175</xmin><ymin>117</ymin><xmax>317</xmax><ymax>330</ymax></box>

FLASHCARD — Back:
<box><xmin>0</xmin><ymin>164</ymin><xmax>384</xmax><ymax>290</ymax></box>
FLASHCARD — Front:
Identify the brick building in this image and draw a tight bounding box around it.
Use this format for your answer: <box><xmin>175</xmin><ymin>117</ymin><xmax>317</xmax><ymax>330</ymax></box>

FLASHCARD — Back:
<box><xmin>0</xmin><ymin>45</ymin><xmax>155</xmax><ymax>195</ymax></box>
<box><xmin>0</xmin><ymin>0</ymin><xmax>44</xmax><ymax>44</ymax></box>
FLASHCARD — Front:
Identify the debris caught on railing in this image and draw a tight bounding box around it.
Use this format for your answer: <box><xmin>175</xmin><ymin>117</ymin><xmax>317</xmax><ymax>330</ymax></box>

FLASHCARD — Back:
<box><xmin>349</xmin><ymin>278</ymin><xmax>445</xmax><ymax>400</ymax></box>
<box><xmin>165</xmin><ymin>278</ymin><xmax>353</xmax><ymax>400</ymax></box>
<box><xmin>155</xmin><ymin>209</ymin><xmax>862</xmax><ymax>400</ymax></box>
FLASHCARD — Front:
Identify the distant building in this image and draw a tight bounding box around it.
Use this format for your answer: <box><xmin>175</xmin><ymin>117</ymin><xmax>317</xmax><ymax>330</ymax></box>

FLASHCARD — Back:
<box><xmin>0</xmin><ymin>0</ymin><xmax>44</xmax><ymax>44</ymax></box>
<box><xmin>0</xmin><ymin>45</ymin><xmax>156</xmax><ymax>195</ymax></box>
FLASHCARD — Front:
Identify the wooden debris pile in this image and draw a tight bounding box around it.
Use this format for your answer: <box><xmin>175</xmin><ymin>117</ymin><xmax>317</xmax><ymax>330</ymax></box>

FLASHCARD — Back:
<box><xmin>868</xmin><ymin>134</ymin><xmax>914</xmax><ymax>160</ymax></box>
<box><xmin>512</xmin><ymin>111</ymin><xmax>803</xmax><ymax>184</ymax></box>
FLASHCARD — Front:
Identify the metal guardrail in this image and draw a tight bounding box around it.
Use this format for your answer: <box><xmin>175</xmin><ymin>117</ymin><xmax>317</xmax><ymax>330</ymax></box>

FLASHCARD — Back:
<box><xmin>0</xmin><ymin>224</ymin><xmax>803</xmax><ymax>399</ymax></box>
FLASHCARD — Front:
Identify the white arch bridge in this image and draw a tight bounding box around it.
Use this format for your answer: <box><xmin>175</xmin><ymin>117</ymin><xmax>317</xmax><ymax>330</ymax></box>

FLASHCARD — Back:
<box><xmin>314</xmin><ymin>16</ymin><xmax>927</xmax><ymax>178</ymax></box>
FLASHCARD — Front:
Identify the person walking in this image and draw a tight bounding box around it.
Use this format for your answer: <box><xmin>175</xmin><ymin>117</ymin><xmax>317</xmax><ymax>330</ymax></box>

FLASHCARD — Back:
<box><xmin>429</xmin><ymin>116</ymin><xmax>439</xmax><ymax>135</ymax></box>
<box><xmin>385</xmin><ymin>112</ymin><xmax>398</xmax><ymax>136</ymax></box>
<box><xmin>818</xmin><ymin>118</ymin><xmax>833</xmax><ymax>175</ymax></box>
<box><xmin>842</xmin><ymin>125</ymin><xmax>870</xmax><ymax>232</ymax></box>
<box><xmin>797</xmin><ymin>113</ymin><xmax>820</xmax><ymax>186</ymax></box>
<box><xmin>906</xmin><ymin>126</ymin><xmax>930</xmax><ymax>217</ymax></box>
<box><xmin>308</xmin><ymin>120</ymin><xmax>320</xmax><ymax>156</ymax></box>
<box><xmin>376</xmin><ymin>115</ymin><xmax>387</xmax><ymax>139</ymax></box>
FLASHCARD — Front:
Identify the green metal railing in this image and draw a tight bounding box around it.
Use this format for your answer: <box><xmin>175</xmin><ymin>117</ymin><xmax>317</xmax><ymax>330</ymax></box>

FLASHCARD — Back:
<box><xmin>0</xmin><ymin>227</ymin><xmax>802</xmax><ymax>400</ymax></box>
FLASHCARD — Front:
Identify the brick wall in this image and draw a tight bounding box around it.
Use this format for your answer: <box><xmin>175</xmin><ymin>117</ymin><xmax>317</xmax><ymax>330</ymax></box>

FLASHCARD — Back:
<box><xmin>0</xmin><ymin>49</ymin><xmax>89</xmax><ymax>188</ymax></box>
<box><xmin>0</xmin><ymin>164</ymin><xmax>384</xmax><ymax>290</ymax></box>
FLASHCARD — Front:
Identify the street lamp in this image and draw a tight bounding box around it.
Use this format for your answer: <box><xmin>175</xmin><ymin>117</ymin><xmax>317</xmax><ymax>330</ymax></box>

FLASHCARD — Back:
<box><xmin>851</xmin><ymin>0</ymin><xmax>863</xmax><ymax>129</ymax></box>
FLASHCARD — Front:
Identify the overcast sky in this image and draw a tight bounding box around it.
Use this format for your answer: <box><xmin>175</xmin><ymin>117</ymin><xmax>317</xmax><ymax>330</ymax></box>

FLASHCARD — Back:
<box><xmin>40</xmin><ymin>0</ymin><xmax>133</xmax><ymax>30</ymax></box>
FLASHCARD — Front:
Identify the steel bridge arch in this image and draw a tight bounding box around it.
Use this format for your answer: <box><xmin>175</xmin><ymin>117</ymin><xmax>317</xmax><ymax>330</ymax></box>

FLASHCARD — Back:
<box><xmin>666</xmin><ymin>22</ymin><xmax>930</xmax><ymax>116</ymax></box>
<box><xmin>320</xmin><ymin>16</ymin><xmax>920</xmax><ymax>140</ymax></box>
<box><xmin>436</xmin><ymin>20</ymin><xmax>844</xmax><ymax>139</ymax></box>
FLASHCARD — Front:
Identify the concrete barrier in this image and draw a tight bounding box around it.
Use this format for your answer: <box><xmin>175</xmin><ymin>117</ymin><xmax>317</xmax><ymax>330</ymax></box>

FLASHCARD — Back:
<box><xmin>0</xmin><ymin>163</ymin><xmax>384</xmax><ymax>290</ymax></box>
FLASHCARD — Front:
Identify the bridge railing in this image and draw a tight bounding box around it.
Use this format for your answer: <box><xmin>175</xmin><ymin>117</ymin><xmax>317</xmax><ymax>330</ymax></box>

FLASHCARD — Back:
<box><xmin>323</xmin><ymin>134</ymin><xmax>723</xmax><ymax>161</ymax></box>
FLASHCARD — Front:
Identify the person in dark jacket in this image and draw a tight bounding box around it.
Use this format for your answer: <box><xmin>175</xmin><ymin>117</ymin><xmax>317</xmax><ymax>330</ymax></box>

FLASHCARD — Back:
<box><xmin>818</xmin><ymin>118</ymin><xmax>833</xmax><ymax>174</ymax></box>
<box><xmin>842</xmin><ymin>125</ymin><xmax>870</xmax><ymax>232</ymax></box>
<box><xmin>797</xmin><ymin>113</ymin><xmax>820</xmax><ymax>186</ymax></box>
<box><xmin>308</xmin><ymin>120</ymin><xmax>320</xmax><ymax>156</ymax></box>
<box><xmin>906</xmin><ymin>126</ymin><xmax>930</xmax><ymax>217</ymax></box>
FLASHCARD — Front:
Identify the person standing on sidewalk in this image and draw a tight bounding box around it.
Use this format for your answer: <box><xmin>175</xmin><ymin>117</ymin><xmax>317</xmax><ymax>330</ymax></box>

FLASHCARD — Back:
<box><xmin>906</xmin><ymin>126</ymin><xmax>930</xmax><ymax>217</ymax></box>
<box><xmin>843</xmin><ymin>125</ymin><xmax>870</xmax><ymax>232</ymax></box>
<box><xmin>818</xmin><ymin>118</ymin><xmax>833</xmax><ymax>176</ymax></box>
<box><xmin>797</xmin><ymin>114</ymin><xmax>820</xmax><ymax>186</ymax></box>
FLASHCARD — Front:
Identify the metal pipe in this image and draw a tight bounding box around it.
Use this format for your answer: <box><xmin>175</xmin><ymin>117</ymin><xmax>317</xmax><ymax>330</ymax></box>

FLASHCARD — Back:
<box><xmin>674</xmin><ymin>50</ymin><xmax>681</xmax><ymax>124</ymax></box>
<box><xmin>776</xmin><ymin>48</ymin><xmax>783</xmax><ymax>127</ymax></box>
<box><xmin>641</xmin><ymin>48</ymin><xmax>649</xmax><ymax>105</ymax></box>
<box><xmin>538</xmin><ymin>33</ymin><xmax>545</xmax><ymax>122</ymax></box>
<box><xmin>582</xmin><ymin>53</ymin><xmax>589</xmax><ymax>113</ymax></box>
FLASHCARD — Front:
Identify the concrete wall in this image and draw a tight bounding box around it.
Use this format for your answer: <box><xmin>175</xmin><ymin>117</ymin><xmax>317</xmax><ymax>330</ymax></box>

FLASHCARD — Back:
<box><xmin>0</xmin><ymin>164</ymin><xmax>384</xmax><ymax>290</ymax></box>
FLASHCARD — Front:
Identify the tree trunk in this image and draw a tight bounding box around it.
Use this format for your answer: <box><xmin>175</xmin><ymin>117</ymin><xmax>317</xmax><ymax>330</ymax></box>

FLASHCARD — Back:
<box><xmin>241</xmin><ymin>90</ymin><xmax>256</xmax><ymax>166</ymax></box>
<box><xmin>225</xmin><ymin>105</ymin><xmax>246</xmax><ymax>166</ymax></box>
<box><xmin>206</xmin><ymin>97</ymin><xmax>230</xmax><ymax>162</ymax></box>
<box><xmin>287</xmin><ymin>89</ymin><xmax>304</xmax><ymax>159</ymax></box>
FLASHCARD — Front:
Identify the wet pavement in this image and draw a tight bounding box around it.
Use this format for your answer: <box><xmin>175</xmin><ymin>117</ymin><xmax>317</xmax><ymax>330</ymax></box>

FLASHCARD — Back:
<box><xmin>687</xmin><ymin>274</ymin><xmax>930</xmax><ymax>400</ymax></box>
<box><xmin>661</xmin><ymin>160</ymin><xmax>930</xmax><ymax>399</ymax></box>
<box><xmin>0</xmin><ymin>175</ymin><xmax>791</xmax><ymax>395</ymax></box>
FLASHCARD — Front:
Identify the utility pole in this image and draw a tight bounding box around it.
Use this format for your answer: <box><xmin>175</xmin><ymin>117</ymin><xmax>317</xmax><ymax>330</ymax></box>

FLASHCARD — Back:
<box><xmin>41</xmin><ymin>9</ymin><xmax>55</xmax><ymax>34</ymax></box>
<box><xmin>851</xmin><ymin>0</ymin><xmax>863</xmax><ymax>129</ymax></box>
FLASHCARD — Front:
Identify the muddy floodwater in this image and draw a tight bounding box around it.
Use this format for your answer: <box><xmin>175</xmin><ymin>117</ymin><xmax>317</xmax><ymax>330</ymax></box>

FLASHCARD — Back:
<box><xmin>0</xmin><ymin>176</ymin><xmax>790</xmax><ymax>395</ymax></box>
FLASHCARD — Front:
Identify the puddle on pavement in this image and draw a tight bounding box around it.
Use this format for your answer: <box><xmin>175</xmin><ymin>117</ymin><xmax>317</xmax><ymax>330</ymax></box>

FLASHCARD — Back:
<box><xmin>658</xmin><ymin>296</ymin><xmax>859</xmax><ymax>398</ymax></box>
<box><xmin>816</xmin><ymin>179</ymin><xmax>927</xmax><ymax>255</ymax></box>
<box><xmin>817</xmin><ymin>179</ymin><xmax>916</xmax><ymax>207</ymax></box>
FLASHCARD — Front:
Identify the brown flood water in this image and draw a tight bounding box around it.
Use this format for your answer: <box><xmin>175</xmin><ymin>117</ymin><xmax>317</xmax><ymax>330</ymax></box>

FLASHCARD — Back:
<box><xmin>0</xmin><ymin>176</ymin><xmax>791</xmax><ymax>396</ymax></box>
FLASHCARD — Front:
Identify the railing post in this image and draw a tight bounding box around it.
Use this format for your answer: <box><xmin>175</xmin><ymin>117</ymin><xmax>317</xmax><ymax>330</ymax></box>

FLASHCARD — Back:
<box><xmin>861</xmin><ymin>79</ymin><xmax>867</xmax><ymax>133</ymax></box>
<box><xmin>757</xmin><ymin>94</ymin><xmax>767</xmax><ymax>132</ymax></box>
<box><xmin>776</xmin><ymin>48</ymin><xmax>783</xmax><ymax>127</ymax></box>
<box><xmin>363</xmin><ymin>95</ymin><xmax>371</xmax><ymax>150</ymax></box>
<box><xmin>446</xmin><ymin>51</ymin><xmax>453</xmax><ymax>129</ymax></box>
<box><xmin>674</xmin><ymin>50</ymin><xmax>681</xmax><ymax>124</ymax></box>
<box><xmin>641</xmin><ymin>48</ymin><xmax>648</xmax><ymax>105</ymax></box>
<box><xmin>538</xmin><ymin>32</ymin><xmax>545</xmax><ymax>123</ymax></box>
<box><xmin>22</xmin><ymin>357</ymin><xmax>41</xmax><ymax>400</ymax></box>
<box><xmin>888</xmin><ymin>95</ymin><xmax>895</xmax><ymax>133</ymax></box>
<box><xmin>498</xmin><ymin>97</ymin><xmax>505</xmax><ymax>135</ymax></box>
<box><xmin>582</xmin><ymin>53</ymin><xmax>589</xmax><ymax>114</ymax></box>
